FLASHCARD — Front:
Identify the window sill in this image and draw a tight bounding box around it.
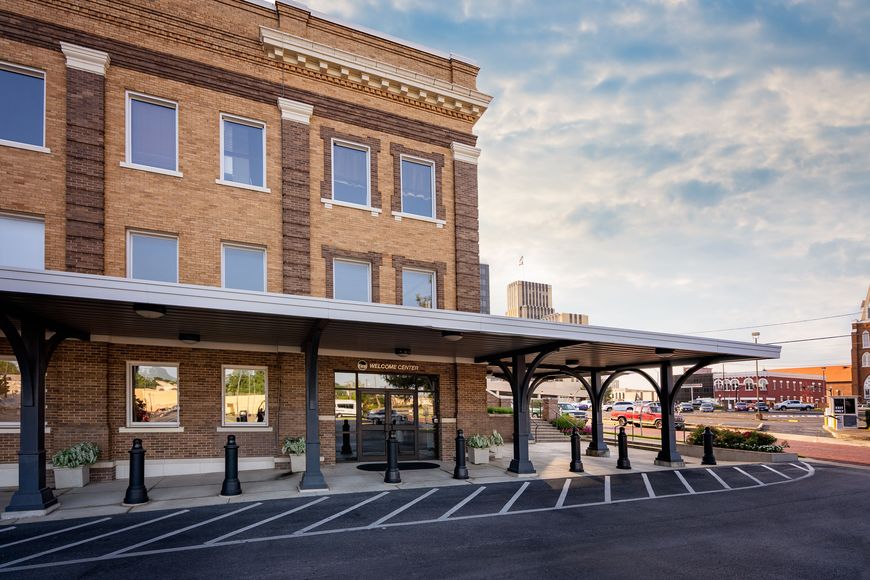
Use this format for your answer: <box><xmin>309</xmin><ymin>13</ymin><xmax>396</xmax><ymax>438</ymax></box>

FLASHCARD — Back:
<box><xmin>0</xmin><ymin>426</ymin><xmax>51</xmax><ymax>434</ymax></box>
<box><xmin>215</xmin><ymin>179</ymin><xmax>271</xmax><ymax>193</ymax></box>
<box><xmin>0</xmin><ymin>139</ymin><xmax>51</xmax><ymax>154</ymax></box>
<box><xmin>119</xmin><ymin>426</ymin><xmax>184</xmax><ymax>433</ymax></box>
<box><xmin>120</xmin><ymin>161</ymin><xmax>183</xmax><ymax>178</ymax></box>
<box><xmin>321</xmin><ymin>198</ymin><xmax>382</xmax><ymax>216</ymax></box>
<box><xmin>217</xmin><ymin>426</ymin><xmax>273</xmax><ymax>432</ymax></box>
<box><xmin>391</xmin><ymin>211</ymin><xmax>446</xmax><ymax>228</ymax></box>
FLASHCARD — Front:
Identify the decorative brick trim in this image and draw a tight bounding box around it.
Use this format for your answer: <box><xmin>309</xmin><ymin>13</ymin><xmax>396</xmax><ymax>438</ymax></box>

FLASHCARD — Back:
<box><xmin>389</xmin><ymin>144</ymin><xmax>445</xmax><ymax>221</ymax></box>
<box><xmin>391</xmin><ymin>255</ymin><xmax>446</xmax><ymax>309</ymax></box>
<box><xmin>321</xmin><ymin>245</ymin><xmax>382</xmax><ymax>302</ymax></box>
<box><xmin>319</xmin><ymin>127</ymin><xmax>382</xmax><ymax>209</ymax></box>
<box><xmin>453</xmin><ymin>159</ymin><xmax>481</xmax><ymax>312</ymax></box>
<box><xmin>65</xmin><ymin>66</ymin><xmax>105</xmax><ymax>274</ymax></box>
<box><xmin>282</xmin><ymin>119</ymin><xmax>311</xmax><ymax>295</ymax></box>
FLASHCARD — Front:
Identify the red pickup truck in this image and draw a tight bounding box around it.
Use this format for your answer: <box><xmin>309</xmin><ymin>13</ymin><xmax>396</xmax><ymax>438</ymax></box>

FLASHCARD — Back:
<box><xmin>611</xmin><ymin>403</ymin><xmax>685</xmax><ymax>430</ymax></box>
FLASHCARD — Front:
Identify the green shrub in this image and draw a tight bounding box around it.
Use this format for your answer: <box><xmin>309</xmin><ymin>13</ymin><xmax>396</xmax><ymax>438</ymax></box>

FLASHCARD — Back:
<box><xmin>489</xmin><ymin>430</ymin><xmax>504</xmax><ymax>447</ymax></box>
<box><xmin>466</xmin><ymin>434</ymin><xmax>491</xmax><ymax>449</ymax></box>
<box><xmin>52</xmin><ymin>442</ymin><xmax>100</xmax><ymax>468</ymax></box>
<box><xmin>487</xmin><ymin>406</ymin><xmax>513</xmax><ymax>414</ymax></box>
<box><xmin>550</xmin><ymin>415</ymin><xmax>586</xmax><ymax>434</ymax></box>
<box><xmin>281</xmin><ymin>436</ymin><xmax>306</xmax><ymax>456</ymax></box>
<box><xmin>687</xmin><ymin>425</ymin><xmax>785</xmax><ymax>453</ymax></box>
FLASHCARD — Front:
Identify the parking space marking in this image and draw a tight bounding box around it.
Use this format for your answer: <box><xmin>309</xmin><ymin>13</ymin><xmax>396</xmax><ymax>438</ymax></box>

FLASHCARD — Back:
<box><xmin>294</xmin><ymin>492</ymin><xmax>388</xmax><ymax>535</ymax></box>
<box><xmin>437</xmin><ymin>486</ymin><xmax>486</xmax><ymax>521</ymax></box>
<box><xmin>555</xmin><ymin>479</ymin><xmax>571</xmax><ymax>508</ymax></box>
<box><xmin>641</xmin><ymin>473</ymin><xmax>656</xmax><ymax>498</ymax></box>
<box><xmin>0</xmin><ymin>527</ymin><xmax>14</xmax><ymax>533</ymax></box>
<box><xmin>761</xmin><ymin>465</ymin><xmax>791</xmax><ymax>480</ymax></box>
<box><xmin>106</xmin><ymin>503</ymin><xmax>262</xmax><ymax>556</ymax></box>
<box><xmin>790</xmin><ymin>463</ymin><xmax>811</xmax><ymax>473</ymax></box>
<box><xmin>368</xmin><ymin>488</ymin><xmax>438</xmax><ymax>528</ymax></box>
<box><xmin>674</xmin><ymin>471</ymin><xmax>696</xmax><ymax>494</ymax></box>
<box><xmin>0</xmin><ymin>518</ymin><xmax>111</xmax><ymax>550</ymax></box>
<box><xmin>0</xmin><ymin>510</ymin><xmax>187</xmax><ymax>569</ymax></box>
<box><xmin>205</xmin><ymin>497</ymin><xmax>328</xmax><ymax>545</ymax></box>
<box><xmin>499</xmin><ymin>482</ymin><xmax>529</xmax><ymax>514</ymax></box>
<box><xmin>707</xmin><ymin>468</ymin><xmax>731</xmax><ymax>489</ymax></box>
<box><xmin>733</xmin><ymin>467</ymin><xmax>764</xmax><ymax>486</ymax></box>
<box><xmin>604</xmin><ymin>476</ymin><xmax>611</xmax><ymax>503</ymax></box>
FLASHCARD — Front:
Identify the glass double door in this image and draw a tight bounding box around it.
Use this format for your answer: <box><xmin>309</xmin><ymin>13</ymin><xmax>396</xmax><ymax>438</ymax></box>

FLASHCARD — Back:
<box><xmin>359</xmin><ymin>390</ymin><xmax>418</xmax><ymax>461</ymax></box>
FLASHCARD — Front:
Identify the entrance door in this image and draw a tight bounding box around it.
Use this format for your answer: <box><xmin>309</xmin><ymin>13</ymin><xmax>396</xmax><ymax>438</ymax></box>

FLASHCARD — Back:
<box><xmin>358</xmin><ymin>390</ymin><xmax>417</xmax><ymax>461</ymax></box>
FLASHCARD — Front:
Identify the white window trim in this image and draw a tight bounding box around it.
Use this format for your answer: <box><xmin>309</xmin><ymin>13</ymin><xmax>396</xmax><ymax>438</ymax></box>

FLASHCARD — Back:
<box><xmin>124</xmin><ymin>91</ymin><xmax>181</xmax><ymax>175</ymax></box>
<box><xmin>330</xmin><ymin>138</ymin><xmax>372</xmax><ymax>209</ymax></box>
<box><xmin>398</xmin><ymin>154</ymin><xmax>438</xmax><ymax>221</ymax></box>
<box><xmin>127</xmin><ymin>229</ymin><xmax>179</xmax><ymax>283</ymax></box>
<box><xmin>218</xmin><ymin>113</ymin><xmax>269</xmax><ymax>192</ymax></box>
<box><xmin>0</xmin><ymin>211</ymin><xmax>45</xmax><ymax>270</ymax></box>
<box><xmin>402</xmin><ymin>267</ymin><xmax>436</xmax><ymax>309</ymax></box>
<box><xmin>863</xmin><ymin>353</ymin><xmax>870</xmax><ymax>368</ymax></box>
<box><xmin>321</xmin><ymin>197</ymin><xmax>382</xmax><ymax>216</ymax></box>
<box><xmin>0</xmin><ymin>356</ymin><xmax>21</xmax><ymax>428</ymax></box>
<box><xmin>0</xmin><ymin>61</ymin><xmax>49</xmax><ymax>152</ymax></box>
<box><xmin>126</xmin><ymin>361</ymin><xmax>181</xmax><ymax>428</ymax></box>
<box><xmin>863</xmin><ymin>330</ymin><xmax>869</xmax><ymax>349</ymax></box>
<box><xmin>221</xmin><ymin>242</ymin><xmax>267</xmax><ymax>292</ymax></box>
<box><xmin>333</xmin><ymin>258</ymin><xmax>372</xmax><ymax>303</ymax></box>
<box><xmin>221</xmin><ymin>365</ymin><xmax>269</xmax><ymax>428</ymax></box>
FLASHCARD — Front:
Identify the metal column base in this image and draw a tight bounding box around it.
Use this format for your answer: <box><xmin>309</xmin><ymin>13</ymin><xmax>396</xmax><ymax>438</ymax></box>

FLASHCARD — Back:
<box><xmin>507</xmin><ymin>459</ymin><xmax>536</xmax><ymax>474</ymax></box>
<box><xmin>585</xmin><ymin>447</ymin><xmax>611</xmax><ymax>457</ymax></box>
<box><xmin>654</xmin><ymin>459</ymin><xmax>686</xmax><ymax>468</ymax></box>
<box><xmin>4</xmin><ymin>488</ymin><xmax>58</xmax><ymax>515</ymax></box>
<box><xmin>298</xmin><ymin>472</ymin><xmax>329</xmax><ymax>492</ymax></box>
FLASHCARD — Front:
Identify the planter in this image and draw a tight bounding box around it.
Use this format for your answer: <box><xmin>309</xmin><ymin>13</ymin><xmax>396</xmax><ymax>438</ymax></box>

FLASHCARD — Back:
<box><xmin>468</xmin><ymin>447</ymin><xmax>490</xmax><ymax>465</ymax></box>
<box><xmin>289</xmin><ymin>453</ymin><xmax>306</xmax><ymax>473</ymax></box>
<box><xmin>53</xmin><ymin>465</ymin><xmax>90</xmax><ymax>488</ymax></box>
<box><xmin>490</xmin><ymin>445</ymin><xmax>506</xmax><ymax>459</ymax></box>
<box><xmin>676</xmin><ymin>443</ymin><xmax>799</xmax><ymax>463</ymax></box>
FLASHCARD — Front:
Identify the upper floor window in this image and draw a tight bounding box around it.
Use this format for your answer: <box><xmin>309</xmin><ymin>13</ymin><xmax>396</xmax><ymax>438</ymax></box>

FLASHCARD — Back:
<box><xmin>863</xmin><ymin>330</ymin><xmax>869</xmax><ymax>349</ymax></box>
<box><xmin>0</xmin><ymin>358</ymin><xmax>21</xmax><ymax>426</ymax></box>
<box><xmin>128</xmin><ymin>231</ymin><xmax>178</xmax><ymax>283</ymax></box>
<box><xmin>0</xmin><ymin>214</ymin><xmax>44</xmax><ymax>269</ymax></box>
<box><xmin>333</xmin><ymin>259</ymin><xmax>371</xmax><ymax>302</ymax></box>
<box><xmin>220</xmin><ymin>114</ymin><xmax>266</xmax><ymax>190</ymax></box>
<box><xmin>863</xmin><ymin>352</ymin><xmax>870</xmax><ymax>368</ymax></box>
<box><xmin>0</xmin><ymin>62</ymin><xmax>46</xmax><ymax>151</ymax></box>
<box><xmin>400</xmin><ymin>157</ymin><xmax>435</xmax><ymax>218</ymax></box>
<box><xmin>126</xmin><ymin>92</ymin><xmax>178</xmax><ymax>174</ymax></box>
<box><xmin>402</xmin><ymin>269</ymin><xmax>435</xmax><ymax>309</ymax></box>
<box><xmin>759</xmin><ymin>378</ymin><xmax>768</xmax><ymax>391</ymax></box>
<box><xmin>332</xmin><ymin>140</ymin><xmax>369</xmax><ymax>206</ymax></box>
<box><xmin>222</xmin><ymin>243</ymin><xmax>265</xmax><ymax>292</ymax></box>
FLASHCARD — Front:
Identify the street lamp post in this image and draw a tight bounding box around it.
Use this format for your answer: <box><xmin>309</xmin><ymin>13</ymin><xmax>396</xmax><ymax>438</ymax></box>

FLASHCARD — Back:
<box><xmin>752</xmin><ymin>332</ymin><xmax>763</xmax><ymax>419</ymax></box>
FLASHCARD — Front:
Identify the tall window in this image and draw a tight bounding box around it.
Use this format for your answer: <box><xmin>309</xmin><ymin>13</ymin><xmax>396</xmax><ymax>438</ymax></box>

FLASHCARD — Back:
<box><xmin>223</xmin><ymin>367</ymin><xmax>267</xmax><ymax>426</ymax></box>
<box><xmin>863</xmin><ymin>331</ymin><xmax>869</xmax><ymax>349</ymax></box>
<box><xmin>0</xmin><ymin>358</ymin><xmax>21</xmax><ymax>426</ymax></box>
<box><xmin>0</xmin><ymin>214</ymin><xmax>44</xmax><ymax>269</ymax></box>
<box><xmin>400</xmin><ymin>157</ymin><xmax>435</xmax><ymax>218</ymax></box>
<box><xmin>333</xmin><ymin>259</ymin><xmax>371</xmax><ymax>302</ymax></box>
<box><xmin>332</xmin><ymin>141</ymin><xmax>369</xmax><ymax>206</ymax></box>
<box><xmin>0</xmin><ymin>62</ymin><xmax>45</xmax><ymax>150</ymax></box>
<box><xmin>128</xmin><ymin>231</ymin><xmax>178</xmax><ymax>283</ymax></box>
<box><xmin>759</xmin><ymin>378</ymin><xmax>768</xmax><ymax>391</ymax></box>
<box><xmin>126</xmin><ymin>92</ymin><xmax>178</xmax><ymax>173</ymax></box>
<box><xmin>128</xmin><ymin>363</ymin><xmax>179</xmax><ymax>426</ymax></box>
<box><xmin>220</xmin><ymin>115</ymin><xmax>266</xmax><ymax>189</ymax></box>
<box><xmin>222</xmin><ymin>244</ymin><xmax>266</xmax><ymax>292</ymax></box>
<box><xmin>402</xmin><ymin>269</ymin><xmax>435</xmax><ymax>309</ymax></box>
<box><xmin>863</xmin><ymin>353</ymin><xmax>870</xmax><ymax>368</ymax></box>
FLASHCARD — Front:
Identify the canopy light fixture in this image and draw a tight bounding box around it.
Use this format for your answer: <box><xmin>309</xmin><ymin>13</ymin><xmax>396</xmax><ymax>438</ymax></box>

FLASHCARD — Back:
<box><xmin>655</xmin><ymin>347</ymin><xmax>675</xmax><ymax>359</ymax></box>
<box><xmin>395</xmin><ymin>347</ymin><xmax>411</xmax><ymax>358</ymax></box>
<box><xmin>133</xmin><ymin>303</ymin><xmax>166</xmax><ymax>319</ymax></box>
<box><xmin>565</xmin><ymin>358</ymin><xmax>580</xmax><ymax>368</ymax></box>
<box><xmin>179</xmin><ymin>333</ymin><xmax>200</xmax><ymax>345</ymax></box>
<box><xmin>441</xmin><ymin>331</ymin><xmax>463</xmax><ymax>342</ymax></box>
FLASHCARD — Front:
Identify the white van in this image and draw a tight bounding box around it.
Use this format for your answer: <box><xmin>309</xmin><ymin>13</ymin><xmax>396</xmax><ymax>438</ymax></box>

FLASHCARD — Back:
<box><xmin>335</xmin><ymin>400</ymin><xmax>357</xmax><ymax>417</ymax></box>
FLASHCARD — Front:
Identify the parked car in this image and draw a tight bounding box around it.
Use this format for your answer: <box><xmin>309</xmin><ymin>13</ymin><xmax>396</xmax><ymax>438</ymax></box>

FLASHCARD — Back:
<box><xmin>734</xmin><ymin>401</ymin><xmax>749</xmax><ymax>412</ymax></box>
<box><xmin>699</xmin><ymin>402</ymin><xmax>715</xmax><ymax>412</ymax></box>
<box><xmin>558</xmin><ymin>402</ymin><xmax>587</xmax><ymax>420</ymax></box>
<box><xmin>610</xmin><ymin>403</ymin><xmax>685</xmax><ymax>430</ymax></box>
<box><xmin>608</xmin><ymin>401</ymin><xmax>635</xmax><ymax>413</ymax></box>
<box><xmin>748</xmin><ymin>401</ymin><xmax>769</xmax><ymax>412</ymax></box>
<box><xmin>678</xmin><ymin>402</ymin><xmax>694</xmax><ymax>412</ymax></box>
<box><xmin>575</xmin><ymin>401</ymin><xmax>591</xmax><ymax>411</ymax></box>
<box><xmin>774</xmin><ymin>400</ymin><xmax>814</xmax><ymax>411</ymax></box>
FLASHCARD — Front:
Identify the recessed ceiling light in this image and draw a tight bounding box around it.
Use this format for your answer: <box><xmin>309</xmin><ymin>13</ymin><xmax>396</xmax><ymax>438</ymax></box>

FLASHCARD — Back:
<box><xmin>133</xmin><ymin>303</ymin><xmax>166</xmax><ymax>319</ymax></box>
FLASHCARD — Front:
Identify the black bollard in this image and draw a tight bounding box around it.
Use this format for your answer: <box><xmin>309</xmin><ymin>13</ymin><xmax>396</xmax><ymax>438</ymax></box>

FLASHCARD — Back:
<box><xmin>569</xmin><ymin>426</ymin><xmax>584</xmax><ymax>472</ymax></box>
<box><xmin>123</xmin><ymin>438</ymin><xmax>149</xmax><ymax>505</ymax></box>
<box><xmin>220</xmin><ymin>435</ymin><xmax>242</xmax><ymax>496</ymax></box>
<box><xmin>616</xmin><ymin>427</ymin><xmax>631</xmax><ymax>470</ymax></box>
<box><xmin>453</xmin><ymin>429</ymin><xmax>469</xmax><ymax>480</ymax></box>
<box><xmin>701</xmin><ymin>427</ymin><xmax>717</xmax><ymax>466</ymax></box>
<box><xmin>341</xmin><ymin>419</ymin><xmax>353</xmax><ymax>455</ymax></box>
<box><xmin>384</xmin><ymin>429</ymin><xmax>401</xmax><ymax>483</ymax></box>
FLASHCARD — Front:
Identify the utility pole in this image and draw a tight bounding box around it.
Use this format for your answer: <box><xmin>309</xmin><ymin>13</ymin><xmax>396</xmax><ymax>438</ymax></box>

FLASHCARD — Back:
<box><xmin>753</xmin><ymin>331</ymin><xmax>762</xmax><ymax>419</ymax></box>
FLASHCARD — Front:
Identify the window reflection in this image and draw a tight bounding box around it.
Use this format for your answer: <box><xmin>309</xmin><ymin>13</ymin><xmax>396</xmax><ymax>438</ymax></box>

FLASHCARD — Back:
<box><xmin>131</xmin><ymin>364</ymin><xmax>178</xmax><ymax>425</ymax></box>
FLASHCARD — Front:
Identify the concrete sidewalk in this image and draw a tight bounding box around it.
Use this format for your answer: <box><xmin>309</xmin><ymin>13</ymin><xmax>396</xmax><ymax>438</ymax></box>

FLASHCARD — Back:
<box><xmin>0</xmin><ymin>443</ymin><xmax>751</xmax><ymax>525</ymax></box>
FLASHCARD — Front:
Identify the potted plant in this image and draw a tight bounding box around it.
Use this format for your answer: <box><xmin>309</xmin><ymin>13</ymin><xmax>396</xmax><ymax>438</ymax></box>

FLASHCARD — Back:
<box><xmin>466</xmin><ymin>433</ymin><xmax>491</xmax><ymax>464</ymax></box>
<box><xmin>51</xmin><ymin>442</ymin><xmax>100</xmax><ymax>488</ymax></box>
<box><xmin>489</xmin><ymin>430</ymin><xmax>505</xmax><ymax>459</ymax></box>
<box><xmin>282</xmin><ymin>436</ymin><xmax>306</xmax><ymax>473</ymax></box>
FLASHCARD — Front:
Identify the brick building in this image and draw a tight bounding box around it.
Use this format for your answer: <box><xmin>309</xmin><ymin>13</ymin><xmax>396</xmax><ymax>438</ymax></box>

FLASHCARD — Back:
<box><xmin>851</xmin><ymin>285</ymin><xmax>870</xmax><ymax>402</ymax></box>
<box><xmin>712</xmin><ymin>371</ymin><xmax>826</xmax><ymax>408</ymax></box>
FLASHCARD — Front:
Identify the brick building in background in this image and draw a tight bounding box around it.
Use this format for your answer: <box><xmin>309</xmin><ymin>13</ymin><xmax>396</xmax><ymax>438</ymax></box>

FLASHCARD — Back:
<box><xmin>713</xmin><ymin>371</ymin><xmax>827</xmax><ymax>408</ymax></box>
<box><xmin>852</xmin><ymin>284</ymin><xmax>870</xmax><ymax>402</ymax></box>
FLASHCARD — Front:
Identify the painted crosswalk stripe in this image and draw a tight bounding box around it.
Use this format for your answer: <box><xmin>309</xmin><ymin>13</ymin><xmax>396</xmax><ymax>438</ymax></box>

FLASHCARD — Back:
<box><xmin>0</xmin><ymin>518</ymin><xmax>110</xmax><ymax>550</ymax></box>
<box><xmin>107</xmin><ymin>503</ymin><xmax>262</xmax><ymax>556</ymax></box>
<box><xmin>499</xmin><ymin>482</ymin><xmax>530</xmax><ymax>514</ymax></box>
<box><xmin>733</xmin><ymin>467</ymin><xmax>765</xmax><ymax>486</ymax></box>
<box><xmin>761</xmin><ymin>464</ymin><xmax>791</xmax><ymax>480</ymax></box>
<box><xmin>641</xmin><ymin>473</ymin><xmax>656</xmax><ymax>498</ymax></box>
<box><xmin>206</xmin><ymin>497</ymin><xmax>328</xmax><ymax>544</ymax></box>
<box><xmin>706</xmin><ymin>468</ymin><xmax>731</xmax><ymax>489</ymax></box>
<box><xmin>0</xmin><ymin>510</ymin><xmax>187</xmax><ymax>569</ymax></box>
<box><xmin>437</xmin><ymin>486</ymin><xmax>486</xmax><ymax>521</ymax></box>
<box><xmin>555</xmin><ymin>479</ymin><xmax>571</xmax><ymax>508</ymax></box>
<box><xmin>294</xmin><ymin>492</ymin><xmax>388</xmax><ymax>535</ymax></box>
<box><xmin>674</xmin><ymin>471</ymin><xmax>696</xmax><ymax>494</ymax></box>
<box><xmin>367</xmin><ymin>488</ymin><xmax>438</xmax><ymax>528</ymax></box>
<box><xmin>604</xmin><ymin>476</ymin><xmax>611</xmax><ymax>503</ymax></box>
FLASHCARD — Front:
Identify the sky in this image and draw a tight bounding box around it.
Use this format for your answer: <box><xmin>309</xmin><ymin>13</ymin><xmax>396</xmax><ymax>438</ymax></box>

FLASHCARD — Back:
<box><xmin>303</xmin><ymin>0</ymin><xmax>869</xmax><ymax>373</ymax></box>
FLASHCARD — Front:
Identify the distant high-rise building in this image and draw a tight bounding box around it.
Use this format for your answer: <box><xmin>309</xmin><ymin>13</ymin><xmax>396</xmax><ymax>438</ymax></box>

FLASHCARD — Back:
<box><xmin>542</xmin><ymin>312</ymin><xmax>589</xmax><ymax>325</ymax></box>
<box><xmin>507</xmin><ymin>281</ymin><xmax>555</xmax><ymax>319</ymax></box>
<box><xmin>479</xmin><ymin>263</ymin><xmax>490</xmax><ymax>314</ymax></box>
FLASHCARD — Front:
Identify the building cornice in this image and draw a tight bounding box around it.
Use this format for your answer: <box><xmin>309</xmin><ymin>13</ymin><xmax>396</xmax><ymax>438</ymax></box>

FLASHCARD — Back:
<box><xmin>60</xmin><ymin>42</ymin><xmax>110</xmax><ymax>75</ymax></box>
<box><xmin>260</xmin><ymin>26</ymin><xmax>492</xmax><ymax>119</ymax></box>
<box><xmin>277</xmin><ymin>97</ymin><xmax>314</xmax><ymax>124</ymax></box>
<box><xmin>451</xmin><ymin>142</ymin><xmax>481</xmax><ymax>165</ymax></box>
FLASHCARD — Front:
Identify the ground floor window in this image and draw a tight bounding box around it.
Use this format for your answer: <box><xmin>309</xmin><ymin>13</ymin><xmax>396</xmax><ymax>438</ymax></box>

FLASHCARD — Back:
<box><xmin>128</xmin><ymin>363</ymin><xmax>179</xmax><ymax>426</ymax></box>
<box><xmin>0</xmin><ymin>358</ymin><xmax>21</xmax><ymax>425</ymax></box>
<box><xmin>223</xmin><ymin>366</ymin><xmax>267</xmax><ymax>425</ymax></box>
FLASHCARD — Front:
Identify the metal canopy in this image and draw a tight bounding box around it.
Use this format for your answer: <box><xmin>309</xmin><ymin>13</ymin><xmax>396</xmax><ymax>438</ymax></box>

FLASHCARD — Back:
<box><xmin>0</xmin><ymin>268</ymin><xmax>781</xmax><ymax>369</ymax></box>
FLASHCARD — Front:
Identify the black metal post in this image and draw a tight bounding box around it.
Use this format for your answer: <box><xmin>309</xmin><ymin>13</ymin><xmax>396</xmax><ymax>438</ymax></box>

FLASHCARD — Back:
<box><xmin>569</xmin><ymin>426</ymin><xmax>584</xmax><ymax>472</ymax></box>
<box><xmin>300</xmin><ymin>320</ymin><xmax>328</xmax><ymax>491</ymax></box>
<box><xmin>453</xmin><ymin>429</ymin><xmax>469</xmax><ymax>479</ymax></box>
<box><xmin>616</xmin><ymin>427</ymin><xmax>631</xmax><ymax>469</ymax></box>
<box><xmin>509</xmin><ymin>355</ymin><xmax>536</xmax><ymax>474</ymax></box>
<box><xmin>655</xmin><ymin>362</ymin><xmax>685</xmax><ymax>467</ymax></box>
<box><xmin>701</xmin><ymin>427</ymin><xmax>717</xmax><ymax>465</ymax></box>
<box><xmin>341</xmin><ymin>419</ymin><xmax>353</xmax><ymax>455</ymax></box>
<box><xmin>123</xmin><ymin>439</ymin><xmax>149</xmax><ymax>505</ymax></box>
<box><xmin>220</xmin><ymin>435</ymin><xmax>242</xmax><ymax>496</ymax></box>
<box><xmin>384</xmin><ymin>429</ymin><xmax>401</xmax><ymax>484</ymax></box>
<box><xmin>586</xmin><ymin>370</ymin><xmax>610</xmax><ymax>457</ymax></box>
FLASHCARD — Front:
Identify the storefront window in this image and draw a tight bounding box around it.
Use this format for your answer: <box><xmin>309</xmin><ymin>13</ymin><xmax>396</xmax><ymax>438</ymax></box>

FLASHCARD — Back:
<box><xmin>223</xmin><ymin>367</ymin><xmax>267</xmax><ymax>425</ymax></box>
<box><xmin>129</xmin><ymin>363</ymin><xmax>179</xmax><ymax>425</ymax></box>
<box><xmin>0</xmin><ymin>358</ymin><xmax>21</xmax><ymax>425</ymax></box>
<box><xmin>335</xmin><ymin>372</ymin><xmax>357</xmax><ymax>461</ymax></box>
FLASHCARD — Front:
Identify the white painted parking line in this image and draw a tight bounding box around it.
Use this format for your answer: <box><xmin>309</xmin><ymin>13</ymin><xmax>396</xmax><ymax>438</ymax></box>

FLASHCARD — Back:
<box><xmin>0</xmin><ymin>510</ymin><xmax>187</xmax><ymax>569</ymax></box>
<box><xmin>641</xmin><ymin>473</ymin><xmax>656</xmax><ymax>498</ymax></box>
<box><xmin>674</xmin><ymin>471</ymin><xmax>696</xmax><ymax>494</ymax></box>
<box><xmin>761</xmin><ymin>465</ymin><xmax>791</xmax><ymax>480</ymax></box>
<box><xmin>604</xmin><ymin>476</ymin><xmax>611</xmax><ymax>503</ymax></box>
<box><xmin>437</xmin><ymin>486</ymin><xmax>486</xmax><ymax>521</ymax></box>
<box><xmin>106</xmin><ymin>503</ymin><xmax>262</xmax><ymax>556</ymax></box>
<box><xmin>707</xmin><ymin>468</ymin><xmax>731</xmax><ymax>489</ymax></box>
<box><xmin>0</xmin><ymin>518</ymin><xmax>111</xmax><ymax>550</ymax></box>
<box><xmin>499</xmin><ymin>482</ymin><xmax>530</xmax><ymax>514</ymax></box>
<box><xmin>733</xmin><ymin>467</ymin><xmax>764</xmax><ymax>486</ymax></box>
<box><xmin>294</xmin><ymin>492</ymin><xmax>388</xmax><ymax>535</ymax></box>
<box><xmin>205</xmin><ymin>497</ymin><xmax>328</xmax><ymax>545</ymax></box>
<box><xmin>368</xmin><ymin>488</ymin><xmax>438</xmax><ymax>528</ymax></box>
<box><xmin>0</xmin><ymin>527</ymin><xmax>14</xmax><ymax>533</ymax></box>
<box><xmin>555</xmin><ymin>479</ymin><xmax>571</xmax><ymax>508</ymax></box>
<box><xmin>790</xmin><ymin>462</ymin><xmax>811</xmax><ymax>473</ymax></box>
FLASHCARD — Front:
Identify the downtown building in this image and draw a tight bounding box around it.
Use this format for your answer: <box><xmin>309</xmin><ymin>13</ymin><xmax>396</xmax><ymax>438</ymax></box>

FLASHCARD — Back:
<box><xmin>712</xmin><ymin>371</ymin><xmax>827</xmax><ymax>408</ymax></box>
<box><xmin>851</xmin><ymin>285</ymin><xmax>870</xmax><ymax>402</ymax></box>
